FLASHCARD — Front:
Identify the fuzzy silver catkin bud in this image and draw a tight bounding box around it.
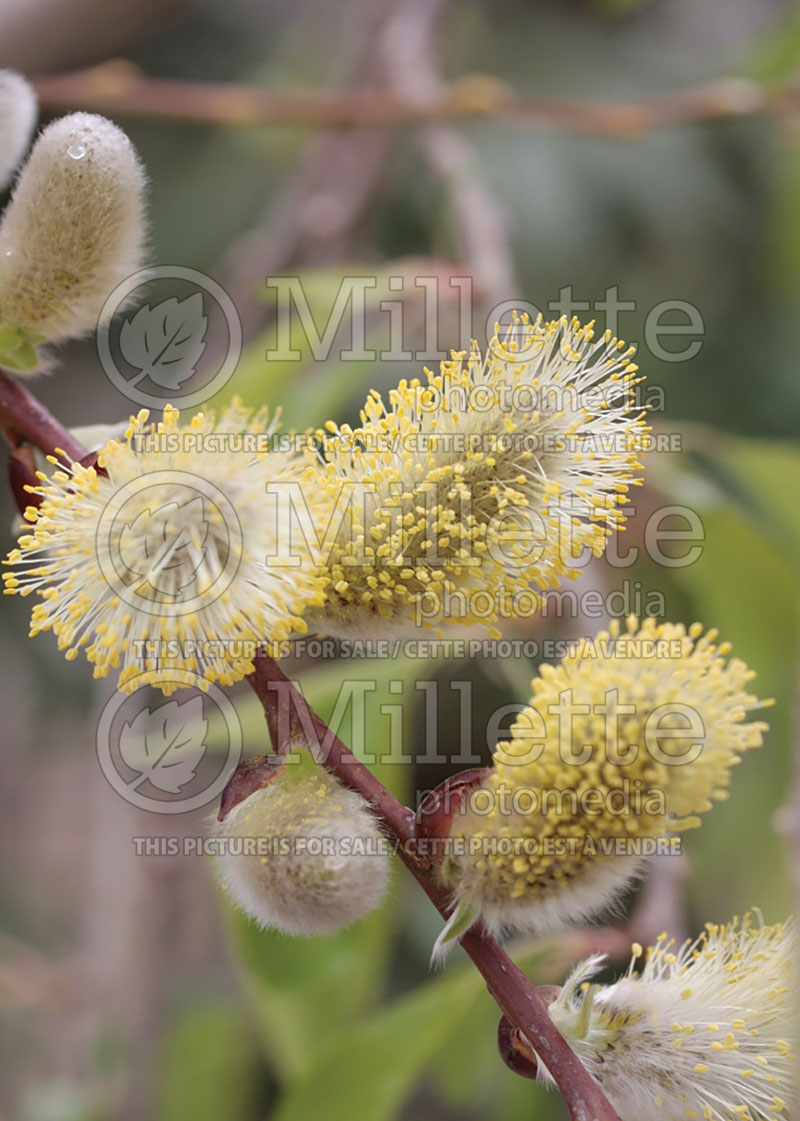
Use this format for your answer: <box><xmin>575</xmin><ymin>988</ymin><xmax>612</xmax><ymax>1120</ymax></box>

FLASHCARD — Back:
<box><xmin>214</xmin><ymin>755</ymin><xmax>390</xmax><ymax>936</ymax></box>
<box><xmin>0</xmin><ymin>71</ymin><xmax>37</xmax><ymax>190</ymax></box>
<box><xmin>0</xmin><ymin>112</ymin><xmax>146</xmax><ymax>358</ymax></box>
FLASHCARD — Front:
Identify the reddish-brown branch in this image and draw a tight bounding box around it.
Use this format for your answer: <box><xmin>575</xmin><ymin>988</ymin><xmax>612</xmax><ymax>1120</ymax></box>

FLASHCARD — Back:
<box><xmin>247</xmin><ymin>655</ymin><xmax>624</xmax><ymax>1121</ymax></box>
<box><xmin>0</xmin><ymin>364</ymin><xmax>622</xmax><ymax>1120</ymax></box>
<box><xmin>32</xmin><ymin>62</ymin><xmax>782</xmax><ymax>139</ymax></box>
<box><xmin>0</xmin><ymin>370</ymin><xmax>86</xmax><ymax>463</ymax></box>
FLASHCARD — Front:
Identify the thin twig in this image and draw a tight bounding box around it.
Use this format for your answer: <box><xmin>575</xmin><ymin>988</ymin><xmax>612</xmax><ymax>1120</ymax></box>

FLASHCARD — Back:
<box><xmin>381</xmin><ymin>0</ymin><xmax>517</xmax><ymax>310</ymax></box>
<box><xmin>210</xmin><ymin>0</ymin><xmax>406</xmax><ymax>369</ymax></box>
<box><xmin>32</xmin><ymin>61</ymin><xmax>779</xmax><ymax>138</ymax></box>
<box><xmin>247</xmin><ymin>654</ymin><xmax>624</xmax><ymax>1121</ymax></box>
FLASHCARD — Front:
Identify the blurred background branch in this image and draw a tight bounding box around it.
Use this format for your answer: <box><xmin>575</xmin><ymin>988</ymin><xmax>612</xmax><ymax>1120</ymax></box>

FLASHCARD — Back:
<box><xmin>32</xmin><ymin>61</ymin><xmax>786</xmax><ymax>136</ymax></box>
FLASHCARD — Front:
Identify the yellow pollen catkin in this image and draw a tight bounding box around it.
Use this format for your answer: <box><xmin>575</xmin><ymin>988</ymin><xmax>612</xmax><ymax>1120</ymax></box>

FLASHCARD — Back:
<box><xmin>435</xmin><ymin>617</ymin><xmax>768</xmax><ymax>948</ymax></box>
<box><xmin>308</xmin><ymin>314</ymin><xmax>648</xmax><ymax>638</ymax></box>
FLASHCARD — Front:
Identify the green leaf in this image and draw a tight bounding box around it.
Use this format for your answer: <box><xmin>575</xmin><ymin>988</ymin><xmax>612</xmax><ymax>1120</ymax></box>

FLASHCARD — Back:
<box><xmin>663</xmin><ymin>435</ymin><xmax>799</xmax><ymax>921</ymax></box>
<box><xmin>155</xmin><ymin>1002</ymin><xmax>260</xmax><ymax>1121</ymax></box>
<box><xmin>268</xmin><ymin>957</ymin><xmax>481</xmax><ymax>1121</ymax></box>
<box><xmin>226</xmin><ymin>903</ymin><xmax>393</xmax><ymax>1083</ymax></box>
<box><xmin>209</xmin><ymin>260</ymin><xmax>469</xmax><ymax>430</ymax></box>
<box><xmin>271</xmin><ymin>939</ymin><xmax>564</xmax><ymax>1121</ymax></box>
<box><xmin>730</xmin><ymin>438</ymin><xmax>800</xmax><ymax>558</ymax></box>
<box><xmin>0</xmin><ymin>322</ymin><xmax>40</xmax><ymax>371</ymax></box>
<box><xmin>209</xmin><ymin>265</ymin><xmax>377</xmax><ymax>429</ymax></box>
<box><xmin>0</xmin><ymin>323</ymin><xmax>25</xmax><ymax>349</ymax></box>
<box><xmin>432</xmin><ymin>939</ymin><xmax>564</xmax><ymax>1112</ymax></box>
<box><xmin>750</xmin><ymin>3</ymin><xmax>800</xmax><ymax>82</ymax></box>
